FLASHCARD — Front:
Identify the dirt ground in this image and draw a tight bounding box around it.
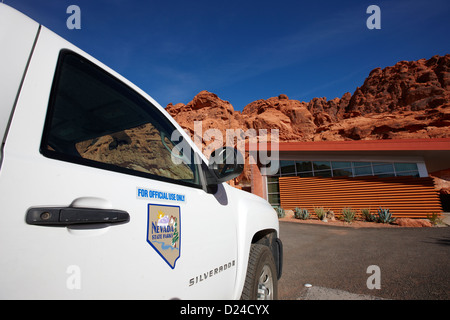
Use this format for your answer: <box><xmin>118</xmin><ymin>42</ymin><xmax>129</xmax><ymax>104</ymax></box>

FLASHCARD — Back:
<box><xmin>279</xmin><ymin>215</ymin><xmax>398</xmax><ymax>228</ymax></box>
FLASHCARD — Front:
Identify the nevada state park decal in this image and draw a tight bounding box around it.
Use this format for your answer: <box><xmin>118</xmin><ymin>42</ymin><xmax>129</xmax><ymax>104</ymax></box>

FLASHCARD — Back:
<box><xmin>147</xmin><ymin>204</ymin><xmax>181</xmax><ymax>269</ymax></box>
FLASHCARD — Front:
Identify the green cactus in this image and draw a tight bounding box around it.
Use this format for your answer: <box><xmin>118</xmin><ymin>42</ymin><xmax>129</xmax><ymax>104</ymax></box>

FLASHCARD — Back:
<box><xmin>294</xmin><ymin>207</ymin><xmax>310</xmax><ymax>220</ymax></box>
<box><xmin>274</xmin><ymin>206</ymin><xmax>285</xmax><ymax>218</ymax></box>
<box><xmin>377</xmin><ymin>207</ymin><xmax>396</xmax><ymax>224</ymax></box>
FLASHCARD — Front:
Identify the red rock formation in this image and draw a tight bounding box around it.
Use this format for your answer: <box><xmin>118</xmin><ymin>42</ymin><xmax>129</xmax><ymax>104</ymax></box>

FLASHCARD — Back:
<box><xmin>395</xmin><ymin>218</ymin><xmax>432</xmax><ymax>227</ymax></box>
<box><xmin>346</xmin><ymin>55</ymin><xmax>450</xmax><ymax>115</ymax></box>
<box><xmin>165</xmin><ymin>55</ymin><xmax>450</xmax><ymax>185</ymax></box>
<box><xmin>167</xmin><ymin>55</ymin><xmax>449</xmax><ymax>143</ymax></box>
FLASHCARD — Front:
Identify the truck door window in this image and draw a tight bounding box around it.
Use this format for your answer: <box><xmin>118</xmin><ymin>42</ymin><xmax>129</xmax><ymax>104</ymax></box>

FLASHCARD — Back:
<box><xmin>41</xmin><ymin>50</ymin><xmax>201</xmax><ymax>188</ymax></box>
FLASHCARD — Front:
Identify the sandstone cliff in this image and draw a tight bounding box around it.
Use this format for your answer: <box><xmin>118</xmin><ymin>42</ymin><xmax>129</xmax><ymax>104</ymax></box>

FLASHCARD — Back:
<box><xmin>167</xmin><ymin>55</ymin><xmax>449</xmax><ymax>144</ymax></box>
<box><xmin>166</xmin><ymin>54</ymin><xmax>450</xmax><ymax>185</ymax></box>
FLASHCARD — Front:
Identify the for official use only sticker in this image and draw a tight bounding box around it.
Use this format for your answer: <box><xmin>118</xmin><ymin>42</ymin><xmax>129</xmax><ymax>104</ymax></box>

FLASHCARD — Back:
<box><xmin>147</xmin><ymin>204</ymin><xmax>181</xmax><ymax>269</ymax></box>
<box><xmin>137</xmin><ymin>187</ymin><xmax>186</xmax><ymax>204</ymax></box>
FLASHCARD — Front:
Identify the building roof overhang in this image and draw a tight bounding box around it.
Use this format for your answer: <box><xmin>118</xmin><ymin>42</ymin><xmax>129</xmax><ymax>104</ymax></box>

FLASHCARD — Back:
<box><xmin>247</xmin><ymin>138</ymin><xmax>450</xmax><ymax>173</ymax></box>
<box><xmin>251</xmin><ymin>138</ymin><xmax>450</xmax><ymax>152</ymax></box>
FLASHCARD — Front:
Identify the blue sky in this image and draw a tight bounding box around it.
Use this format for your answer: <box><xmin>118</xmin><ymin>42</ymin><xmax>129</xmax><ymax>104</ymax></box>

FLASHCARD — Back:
<box><xmin>7</xmin><ymin>0</ymin><xmax>450</xmax><ymax>111</ymax></box>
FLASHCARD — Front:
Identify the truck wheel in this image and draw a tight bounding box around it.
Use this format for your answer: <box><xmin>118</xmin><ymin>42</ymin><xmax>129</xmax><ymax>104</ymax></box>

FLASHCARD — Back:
<box><xmin>241</xmin><ymin>244</ymin><xmax>278</xmax><ymax>300</ymax></box>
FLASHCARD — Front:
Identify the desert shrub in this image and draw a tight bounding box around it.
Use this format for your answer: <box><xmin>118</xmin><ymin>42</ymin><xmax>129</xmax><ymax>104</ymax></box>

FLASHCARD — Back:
<box><xmin>427</xmin><ymin>213</ymin><xmax>443</xmax><ymax>225</ymax></box>
<box><xmin>294</xmin><ymin>207</ymin><xmax>310</xmax><ymax>220</ymax></box>
<box><xmin>361</xmin><ymin>208</ymin><xmax>376</xmax><ymax>222</ymax></box>
<box><xmin>314</xmin><ymin>207</ymin><xmax>326</xmax><ymax>220</ymax></box>
<box><xmin>342</xmin><ymin>207</ymin><xmax>356</xmax><ymax>223</ymax></box>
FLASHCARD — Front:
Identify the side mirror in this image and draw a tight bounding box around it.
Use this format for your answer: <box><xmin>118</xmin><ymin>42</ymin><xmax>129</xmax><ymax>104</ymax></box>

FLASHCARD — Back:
<box><xmin>207</xmin><ymin>147</ymin><xmax>244</xmax><ymax>184</ymax></box>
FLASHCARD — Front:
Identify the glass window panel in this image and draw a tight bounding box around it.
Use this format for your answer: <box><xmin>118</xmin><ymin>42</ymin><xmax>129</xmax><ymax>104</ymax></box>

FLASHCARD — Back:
<box><xmin>394</xmin><ymin>163</ymin><xmax>418</xmax><ymax>172</ymax></box>
<box><xmin>331</xmin><ymin>161</ymin><xmax>351</xmax><ymax>169</ymax></box>
<box><xmin>298</xmin><ymin>171</ymin><xmax>314</xmax><ymax>178</ymax></box>
<box><xmin>373</xmin><ymin>163</ymin><xmax>394</xmax><ymax>174</ymax></box>
<box><xmin>268</xmin><ymin>194</ymin><xmax>280</xmax><ymax>205</ymax></box>
<box><xmin>267</xmin><ymin>176</ymin><xmax>279</xmax><ymax>183</ymax></box>
<box><xmin>280</xmin><ymin>160</ymin><xmax>296</xmax><ymax>174</ymax></box>
<box><xmin>314</xmin><ymin>170</ymin><xmax>332</xmax><ymax>178</ymax></box>
<box><xmin>353</xmin><ymin>162</ymin><xmax>371</xmax><ymax>167</ymax></box>
<box><xmin>313</xmin><ymin>161</ymin><xmax>331</xmax><ymax>170</ymax></box>
<box><xmin>296</xmin><ymin>161</ymin><xmax>312</xmax><ymax>172</ymax></box>
<box><xmin>333</xmin><ymin>168</ymin><xmax>352</xmax><ymax>177</ymax></box>
<box><xmin>396</xmin><ymin>171</ymin><xmax>419</xmax><ymax>177</ymax></box>
<box><xmin>354</xmin><ymin>166</ymin><xmax>372</xmax><ymax>176</ymax></box>
<box><xmin>267</xmin><ymin>183</ymin><xmax>279</xmax><ymax>193</ymax></box>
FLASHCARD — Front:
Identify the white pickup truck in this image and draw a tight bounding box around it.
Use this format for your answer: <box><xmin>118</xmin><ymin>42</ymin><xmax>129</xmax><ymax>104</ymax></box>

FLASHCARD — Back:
<box><xmin>0</xmin><ymin>3</ymin><xmax>282</xmax><ymax>299</ymax></box>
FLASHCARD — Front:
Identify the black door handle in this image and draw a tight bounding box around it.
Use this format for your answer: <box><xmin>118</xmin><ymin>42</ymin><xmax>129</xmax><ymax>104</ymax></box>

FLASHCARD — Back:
<box><xmin>26</xmin><ymin>207</ymin><xmax>130</xmax><ymax>226</ymax></box>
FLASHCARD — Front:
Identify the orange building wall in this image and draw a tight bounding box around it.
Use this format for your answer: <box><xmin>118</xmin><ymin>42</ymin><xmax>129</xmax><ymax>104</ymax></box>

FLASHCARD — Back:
<box><xmin>279</xmin><ymin>175</ymin><xmax>442</xmax><ymax>218</ymax></box>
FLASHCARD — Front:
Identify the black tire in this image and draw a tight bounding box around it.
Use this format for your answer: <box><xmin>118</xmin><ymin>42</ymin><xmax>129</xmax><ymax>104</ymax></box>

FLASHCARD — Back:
<box><xmin>241</xmin><ymin>244</ymin><xmax>278</xmax><ymax>300</ymax></box>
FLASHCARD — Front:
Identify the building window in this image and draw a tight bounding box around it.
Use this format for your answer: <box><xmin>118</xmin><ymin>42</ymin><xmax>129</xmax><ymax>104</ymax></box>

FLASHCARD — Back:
<box><xmin>280</xmin><ymin>161</ymin><xmax>296</xmax><ymax>175</ymax></box>
<box><xmin>394</xmin><ymin>163</ymin><xmax>419</xmax><ymax>174</ymax></box>
<box><xmin>373</xmin><ymin>163</ymin><xmax>394</xmax><ymax>175</ymax></box>
<box><xmin>354</xmin><ymin>165</ymin><xmax>373</xmax><ymax>176</ymax></box>
<box><xmin>296</xmin><ymin>161</ymin><xmax>312</xmax><ymax>172</ymax></box>
<box><xmin>266</xmin><ymin>160</ymin><xmax>420</xmax><ymax>206</ymax></box>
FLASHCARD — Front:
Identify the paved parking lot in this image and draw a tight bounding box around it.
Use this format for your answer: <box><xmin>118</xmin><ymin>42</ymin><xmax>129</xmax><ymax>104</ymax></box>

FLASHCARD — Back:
<box><xmin>278</xmin><ymin>221</ymin><xmax>450</xmax><ymax>300</ymax></box>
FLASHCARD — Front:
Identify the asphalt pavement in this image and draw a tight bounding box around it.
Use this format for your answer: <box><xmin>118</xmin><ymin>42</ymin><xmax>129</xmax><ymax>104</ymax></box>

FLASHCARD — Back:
<box><xmin>278</xmin><ymin>221</ymin><xmax>450</xmax><ymax>300</ymax></box>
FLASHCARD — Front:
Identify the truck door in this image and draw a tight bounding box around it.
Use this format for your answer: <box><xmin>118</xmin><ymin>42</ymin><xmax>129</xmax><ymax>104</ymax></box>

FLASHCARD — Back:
<box><xmin>0</xmin><ymin>32</ymin><xmax>237</xmax><ymax>299</ymax></box>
